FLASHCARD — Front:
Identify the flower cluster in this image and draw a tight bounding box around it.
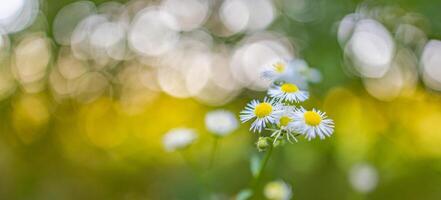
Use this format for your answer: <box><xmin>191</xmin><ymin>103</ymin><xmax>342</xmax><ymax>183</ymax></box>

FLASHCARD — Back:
<box><xmin>240</xmin><ymin>59</ymin><xmax>334</xmax><ymax>144</ymax></box>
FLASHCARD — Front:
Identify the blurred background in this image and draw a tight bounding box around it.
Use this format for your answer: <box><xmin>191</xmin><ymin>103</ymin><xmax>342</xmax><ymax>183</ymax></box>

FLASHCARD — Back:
<box><xmin>1</xmin><ymin>0</ymin><xmax>441</xmax><ymax>199</ymax></box>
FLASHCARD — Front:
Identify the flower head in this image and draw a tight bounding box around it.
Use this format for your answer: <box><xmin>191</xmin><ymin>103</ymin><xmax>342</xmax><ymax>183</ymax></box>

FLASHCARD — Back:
<box><xmin>262</xmin><ymin>60</ymin><xmax>294</xmax><ymax>81</ymax></box>
<box><xmin>264</xmin><ymin>180</ymin><xmax>292</xmax><ymax>200</ymax></box>
<box><xmin>268</xmin><ymin>105</ymin><xmax>299</xmax><ymax>143</ymax></box>
<box><xmin>162</xmin><ymin>128</ymin><xmax>197</xmax><ymax>152</ymax></box>
<box><xmin>292</xmin><ymin>108</ymin><xmax>334</xmax><ymax>140</ymax></box>
<box><xmin>268</xmin><ymin>82</ymin><xmax>309</xmax><ymax>103</ymax></box>
<box><xmin>262</xmin><ymin>59</ymin><xmax>318</xmax><ymax>89</ymax></box>
<box><xmin>240</xmin><ymin>98</ymin><xmax>281</xmax><ymax>133</ymax></box>
<box><xmin>205</xmin><ymin>109</ymin><xmax>238</xmax><ymax>137</ymax></box>
<box><xmin>261</xmin><ymin>60</ymin><xmax>292</xmax><ymax>81</ymax></box>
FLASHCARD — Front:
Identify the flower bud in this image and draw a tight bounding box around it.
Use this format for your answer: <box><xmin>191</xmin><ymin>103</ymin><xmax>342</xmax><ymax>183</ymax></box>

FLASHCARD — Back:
<box><xmin>256</xmin><ymin>137</ymin><xmax>271</xmax><ymax>151</ymax></box>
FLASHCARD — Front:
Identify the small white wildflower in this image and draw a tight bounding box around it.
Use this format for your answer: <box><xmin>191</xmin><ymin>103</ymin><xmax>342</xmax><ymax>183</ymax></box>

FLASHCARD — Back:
<box><xmin>261</xmin><ymin>59</ymin><xmax>310</xmax><ymax>89</ymax></box>
<box><xmin>275</xmin><ymin>106</ymin><xmax>296</xmax><ymax>129</ymax></box>
<box><xmin>163</xmin><ymin>128</ymin><xmax>197</xmax><ymax>152</ymax></box>
<box><xmin>270</xmin><ymin>105</ymin><xmax>299</xmax><ymax>143</ymax></box>
<box><xmin>268</xmin><ymin>82</ymin><xmax>309</xmax><ymax>103</ymax></box>
<box><xmin>205</xmin><ymin>109</ymin><xmax>238</xmax><ymax>137</ymax></box>
<box><xmin>262</xmin><ymin>59</ymin><xmax>294</xmax><ymax>81</ymax></box>
<box><xmin>349</xmin><ymin>163</ymin><xmax>379</xmax><ymax>194</ymax></box>
<box><xmin>291</xmin><ymin>107</ymin><xmax>334</xmax><ymax>140</ymax></box>
<box><xmin>264</xmin><ymin>180</ymin><xmax>292</xmax><ymax>200</ymax></box>
<box><xmin>240</xmin><ymin>98</ymin><xmax>281</xmax><ymax>133</ymax></box>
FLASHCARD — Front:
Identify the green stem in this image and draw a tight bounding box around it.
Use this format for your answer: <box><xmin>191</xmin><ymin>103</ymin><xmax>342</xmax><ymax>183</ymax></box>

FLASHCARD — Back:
<box><xmin>179</xmin><ymin>151</ymin><xmax>209</xmax><ymax>198</ymax></box>
<box><xmin>250</xmin><ymin>144</ymin><xmax>273</xmax><ymax>199</ymax></box>
<box><xmin>178</xmin><ymin>150</ymin><xmax>198</xmax><ymax>171</ymax></box>
<box><xmin>208</xmin><ymin>136</ymin><xmax>220</xmax><ymax>169</ymax></box>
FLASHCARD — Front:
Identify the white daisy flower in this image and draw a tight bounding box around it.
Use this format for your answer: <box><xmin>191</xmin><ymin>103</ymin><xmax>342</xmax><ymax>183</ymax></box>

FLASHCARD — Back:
<box><xmin>292</xmin><ymin>107</ymin><xmax>334</xmax><ymax>140</ymax></box>
<box><xmin>261</xmin><ymin>59</ymin><xmax>309</xmax><ymax>89</ymax></box>
<box><xmin>261</xmin><ymin>60</ymin><xmax>293</xmax><ymax>81</ymax></box>
<box><xmin>268</xmin><ymin>82</ymin><xmax>309</xmax><ymax>103</ymax></box>
<box><xmin>264</xmin><ymin>180</ymin><xmax>293</xmax><ymax>200</ymax></box>
<box><xmin>205</xmin><ymin>109</ymin><xmax>238</xmax><ymax>137</ymax></box>
<box><xmin>269</xmin><ymin>105</ymin><xmax>299</xmax><ymax>143</ymax></box>
<box><xmin>240</xmin><ymin>98</ymin><xmax>281</xmax><ymax>133</ymax></box>
<box><xmin>162</xmin><ymin>128</ymin><xmax>198</xmax><ymax>152</ymax></box>
<box><xmin>275</xmin><ymin>106</ymin><xmax>296</xmax><ymax>128</ymax></box>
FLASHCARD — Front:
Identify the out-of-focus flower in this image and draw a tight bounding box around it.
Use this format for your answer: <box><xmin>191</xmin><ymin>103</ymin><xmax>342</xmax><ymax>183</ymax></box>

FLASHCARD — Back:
<box><xmin>349</xmin><ymin>163</ymin><xmax>379</xmax><ymax>193</ymax></box>
<box><xmin>205</xmin><ymin>108</ymin><xmax>235</xmax><ymax>168</ymax></box>
<box><xmin>128</xmin><ymin>6</ymin><xmax>179</xmax><ymax>57</ymax></box>
<box><xmin>205</xmin><ymin>109</ymin><xmax>238</xmax><ymax>137</ymax></box>
<box><xmin>240</xmin><ymin>98</ymin><xmax>281</xmax><ymax>133</ymax></box>
<box><xmin>262</xmin><ymin>59</ymin><xmax>321</xmax><ymax>89</ymax></box>
<box><xmin>161</xmin><ymin>0</ymin><xmax>209</xmax><ymax>31</ymax></box>
<box><xmin>292</xmin><ymin>108</ymin><xmax>334</xmax><ymax>140</ymax></box>
<box><xmin>261</xmin><ymin>59</ymin><xmax>295</xmax><ymax>82</ymax></box>
<box><xmin>219</xmin><ymin>0</ymin><xmax>275</xmax><ymax>35</ymax></box>
<box><xmin>0</xmin><ymin>0</ymin><xmax>39</xmax><ymax>34</ymax></box>
<box><xmin>264</xmin><ymin>180</ymin><xmax>292</xmax><ymax>200</ymax></box>
<box><xmin>268</xmin><ymin>82</ymin><xmax>309</xmax><ymax>103</ymax></box>
<box><xmin>347</xmin><ymin>19</ymin><xmax>395</xmax><ymax>78</ymax></box>
<box><xmin>421</xmin><ymin>40</ymin><xmax>441</xmax><ymax>91</ymax></box>
<box><xmin>163</xmin><ymin>128</ymin><xmax>198</xmax><ymax>152</ymax></box>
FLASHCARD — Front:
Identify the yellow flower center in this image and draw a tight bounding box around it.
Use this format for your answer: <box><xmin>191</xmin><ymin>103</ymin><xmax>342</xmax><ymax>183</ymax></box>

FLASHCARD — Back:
<box><xmin>280</xmin><ymin>83</ymin><xmax>299</xmax><ymax>93</ymax></box>
<box><xmin>254</xmin><ymin>103</ymin><xmax>273</xmax><ymax>118</ymax></box>
<box><xmin>304</xmin><ymin>111</ymin><xmax>322</xmax><ymax>126</ymax></box>
<box><xmin>273</xmin><ymin>62</ymin><xmax>286</xmax><ymax>73</ymax></box>
<box><xmin>279</xmin><ymin>116</ymin><xmax>292</xmax><ymax>127</ymax></box>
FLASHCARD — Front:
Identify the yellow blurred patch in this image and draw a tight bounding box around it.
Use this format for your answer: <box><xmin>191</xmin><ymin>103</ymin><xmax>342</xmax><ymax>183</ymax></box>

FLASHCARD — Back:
<box><xmin>12</xmin><ymin>93</ymin><xmax>50</xmax><ymax>144</ymax></box>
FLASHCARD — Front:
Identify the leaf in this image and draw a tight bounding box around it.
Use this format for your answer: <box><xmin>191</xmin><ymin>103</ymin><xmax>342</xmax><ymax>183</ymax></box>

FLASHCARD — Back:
<box><xmin>236</xmin><ymin>189</ymin><xmax>253</xmax><ymax>200</ymax></box>
<box><xmin>250</xmin><ymin>154</ymin><xmax>261</xmax><ymax>177</ymax></box>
